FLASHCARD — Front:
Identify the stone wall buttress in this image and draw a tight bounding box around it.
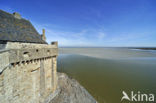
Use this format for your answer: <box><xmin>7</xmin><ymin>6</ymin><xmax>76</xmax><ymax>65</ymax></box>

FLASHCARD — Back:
<box><xmin>40</xmin><ymin>59</ymin><xmax>45</xmax><ymax>97</ymax></box>
<box><xmin>52</xmin><ymin>57</ymin><xmax>57</xmax><ymax>92</ymax></box>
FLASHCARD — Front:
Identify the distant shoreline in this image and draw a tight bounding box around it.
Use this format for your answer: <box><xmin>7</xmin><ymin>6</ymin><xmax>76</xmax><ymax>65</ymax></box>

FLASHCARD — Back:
<box><xmin>59</xmin><ymin>47</ymin><xmax>156</xmax><ymax>59</ymax></box>
<box><xmin>59</xmin><ymin>47</ymin><xmax>156</xmax><ymax>50</ymax></box>
<box><xmin>134</xmin><ymin>48</ymin><xmax>156</xmax><ymax>50</ymax></box>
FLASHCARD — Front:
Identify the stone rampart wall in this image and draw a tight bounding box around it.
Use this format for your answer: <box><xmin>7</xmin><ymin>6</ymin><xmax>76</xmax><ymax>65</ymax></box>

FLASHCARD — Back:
<box><xmin>0</xmin><ymin>42</ymin><xmax>58</xmax><ymax>103</ymax></box>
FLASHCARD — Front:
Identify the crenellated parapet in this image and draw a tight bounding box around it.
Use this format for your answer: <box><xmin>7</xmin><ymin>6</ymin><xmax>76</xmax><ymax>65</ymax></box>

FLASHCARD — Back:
<box><xmin>0</xmin><ymin>42</ymin><xmax>58</xmax><ymax>73</ymax></box>
<box><xmin>0</xmin><ymin>41</ymin><xmax>58</xmax><ymax>103</ymax></box>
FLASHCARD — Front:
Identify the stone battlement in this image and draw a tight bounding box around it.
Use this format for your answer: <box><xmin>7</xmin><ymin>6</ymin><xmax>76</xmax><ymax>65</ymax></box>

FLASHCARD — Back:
<box><xmin>0</xmin><ymin>41</ymin><xmax>58</xmax><ymax>73</ymax></box>
<box><xmin>0</xmin><ymin>41</ymin><xmax>58</xmax><ymax>103</ymax></box>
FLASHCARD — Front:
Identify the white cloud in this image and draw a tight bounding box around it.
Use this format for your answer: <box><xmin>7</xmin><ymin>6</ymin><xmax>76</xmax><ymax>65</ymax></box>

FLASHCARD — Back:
<box><xmin>32</xmin><ymin>21</ymin><xmax>108</xmax><ymax>46</ymax></box>
<box><xmin>32</xmin><ymin>21</ymin><xmax>154</xmax><ymax>47</ymax></box>
<box><xmin>97</xmin><ymin>32</ymin><xmax>106</xmax><ymax>40</ymax></box>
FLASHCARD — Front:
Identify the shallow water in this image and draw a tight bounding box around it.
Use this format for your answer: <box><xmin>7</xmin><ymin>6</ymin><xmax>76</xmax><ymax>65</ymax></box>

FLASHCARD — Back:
<box><xmin>58</xmin><ymin>48</ymin><xmax>156</xmax><ymax>103</ymax></box>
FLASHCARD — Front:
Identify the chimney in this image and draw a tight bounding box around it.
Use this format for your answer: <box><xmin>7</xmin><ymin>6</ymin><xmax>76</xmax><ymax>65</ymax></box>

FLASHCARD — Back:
<box><xmin>41</xmin><ymin>29</ymin><xmax>46</xmax><ymax>41</ymax></box>
<box><xmin>13</xmin><ymin>12</ymin><xmax>21</xmax><ymax>19</ymax></box>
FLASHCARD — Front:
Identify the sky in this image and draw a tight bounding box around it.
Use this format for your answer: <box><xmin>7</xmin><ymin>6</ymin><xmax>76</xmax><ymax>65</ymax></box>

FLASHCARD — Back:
<box><xmin>0</xmin><ymin>0</ymin><xmax>156</xmax><ymax>47</ymax></box>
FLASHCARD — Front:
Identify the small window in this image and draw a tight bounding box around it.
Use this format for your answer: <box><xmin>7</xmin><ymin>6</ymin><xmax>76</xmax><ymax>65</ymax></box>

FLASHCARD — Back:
<box><xmin>23</xmin><ymin>52</ymin><xmax>29</xmax><ymax>58</ymax></box>
<box><xmin>23</xmin><ymin>52</ymin><xmax>29</xmax><ymax>54</ymax></box>
<box><xmin>36</xmin><ymin>49</ymin><xmax>39</xmax><ymax>52</ymax></box>
<box><xmin>47</xmin><ymin>50</ymin><xmax>50</xmax><ymax>55</ymax></box>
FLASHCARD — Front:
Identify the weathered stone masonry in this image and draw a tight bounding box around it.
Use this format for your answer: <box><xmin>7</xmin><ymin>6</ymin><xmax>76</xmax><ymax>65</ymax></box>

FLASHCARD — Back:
<box><xmin>0</xmin><ymin>42</ymin><xmax>58</xmax><ymax>103</ymax></box>
<box><xmin>0</xmin><ymin>10</ymin><xmax>58</xmax><ymax>103</ymax></box>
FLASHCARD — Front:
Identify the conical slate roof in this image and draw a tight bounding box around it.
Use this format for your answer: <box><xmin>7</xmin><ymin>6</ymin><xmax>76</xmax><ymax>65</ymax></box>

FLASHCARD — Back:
<box><xmin>0</xmin><ymin>10</ymin><xmax>46</xmax><ymax>44</ymax></box>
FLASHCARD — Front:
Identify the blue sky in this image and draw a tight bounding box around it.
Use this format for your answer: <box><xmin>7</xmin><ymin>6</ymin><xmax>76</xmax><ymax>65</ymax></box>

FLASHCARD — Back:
<box><xmin>0</xmin><ymin>0</ymin><xmax>156</xmax><ymax>47</ymax></box>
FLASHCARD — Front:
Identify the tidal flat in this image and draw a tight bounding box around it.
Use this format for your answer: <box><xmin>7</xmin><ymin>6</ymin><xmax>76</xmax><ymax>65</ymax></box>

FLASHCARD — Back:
<box><xmin>58</xmin><ymin>47</ymin><xmax>156</xmax><ymax>103</ymax></box>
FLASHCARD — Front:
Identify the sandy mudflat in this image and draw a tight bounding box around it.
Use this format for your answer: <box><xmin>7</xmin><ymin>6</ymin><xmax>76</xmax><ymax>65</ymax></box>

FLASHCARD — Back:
<box><xmin>49</xmin><ymin>73</ymin><xmax>97</xmax><ymax>103</ymax></box>
<box><xmin>59</xmin><ymin>47</ymin><xmax>156</xmax><ymax>59</ymax></box>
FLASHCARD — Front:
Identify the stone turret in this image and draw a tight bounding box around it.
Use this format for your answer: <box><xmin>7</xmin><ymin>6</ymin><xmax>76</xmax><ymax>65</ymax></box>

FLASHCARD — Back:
<box><xmin>41</xmin><ymin>29</ymin><xmax>46</xmax><ymax>41</ymax></box>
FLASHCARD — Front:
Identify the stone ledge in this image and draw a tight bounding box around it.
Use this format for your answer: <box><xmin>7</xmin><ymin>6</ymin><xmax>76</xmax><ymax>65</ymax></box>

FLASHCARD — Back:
<box><xmin>9</xmin><ymin>48</ymin><xmax>58</xmax><ymax>63</ymax></box>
